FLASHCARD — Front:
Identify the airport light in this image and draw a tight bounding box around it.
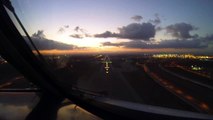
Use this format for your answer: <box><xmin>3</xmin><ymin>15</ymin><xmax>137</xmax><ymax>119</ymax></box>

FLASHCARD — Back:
<box><xmin>191</xmin><ymin>65</ymin><xmax>203</xmax><ymax>71</ymax></box>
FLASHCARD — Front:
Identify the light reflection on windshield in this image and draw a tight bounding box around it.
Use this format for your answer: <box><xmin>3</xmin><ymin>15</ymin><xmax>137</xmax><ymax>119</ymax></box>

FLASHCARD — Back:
<box><xmin>0</xmin><ymin>92</ymin><xmax>39</xmax><ymax>120</ymax></box>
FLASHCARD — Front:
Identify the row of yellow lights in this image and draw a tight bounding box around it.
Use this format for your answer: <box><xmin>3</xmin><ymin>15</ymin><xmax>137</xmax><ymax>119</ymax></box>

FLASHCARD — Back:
<box><xmin>143</xmin><ymin>64</ymin><xmax>211</xmax><ymax>112</ymax></box>
<box><xmin>153</xmin><ymin>54</ymin><xmax>210</xmax><ymax>59</ymax></box>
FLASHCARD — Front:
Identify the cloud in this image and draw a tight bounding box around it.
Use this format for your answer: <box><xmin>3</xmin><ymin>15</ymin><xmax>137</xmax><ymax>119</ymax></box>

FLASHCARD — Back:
<box><xmin>165</xmin><ymin>22</ymin><xmax>198</xmax><ymax>39</ymax></box>
<box><xmin>58</xmin><ymin>27</ymin><xmax>65</xmax><ymax>33</ymax></box>
<box><xmin>29</xmin><ymin>37</ymin><xmax>77</xmax><ymax>50</ymax></box>
<box><xmin>102</xmin><ymin>41</ymin><xmax>121</xmax><ymax>47</ymax></box>
<box><xmin>102</xmin><ymin>41</ymin><xmax>144</xmax><ymax>48</ymax></box>
<box><xmin>29</xmin><ymin>30</ymin><xmax>77</xmax><ymax>50</ymax></box>
<box><xmin>64</xmin><ymin>25</ymin><xmax>69</xmax><ymax>28</ymax></box>
<box><xmin>102</xmin><ymin>39</ymin><xmax>208</xmax><ymax>49</ymax></box>
<box><xmin>203</xmin><ymin>34</ymin><xmax>213</xmax><ymax>42</ymax></box>
<box><xmin>154</xmin><ymin>39</ymin><xmax>206</xmax><ymax>48</ymax></box>
<box><xmin>32</xmin><ymin>30</ymin><xmax>45</xmax><ymax>39</ymax></box>
<box><xmin>131</xmin><ymin>15</ymin><xmax>143</xmax><ymax>22</ymax></box>
<box><xmin>94</xmin><ymin>31</ymin><xmax>118</xmax><ymax>38</ymax></box>
<box><xmin>69</xmin><ymin>33</ymin><xmax>91</xmax><ymax>39</ymax></box>
<box><xmin>156</xmin><ymin>26</ymin><xmax>162</xmax><ymax>31</ymax></box>
<box><xmin>58</xmin><ymin>25</ymin><xmax>69</xmax><ymax>33</ymax></box>
<box><xmin>70</xmin><ymin>26</ymin><xmax>91</xmax><ymax>39</ymax></box>
<box><xmin>74</xmin><ymin>26</ymin><xmax>80</xmax><ymax>32</ymax></box>
<box><xmin>118</xmin><ymin>23</ymin><xmax>155</xmax><ymax>40</ymax></box>
<box><xmin>74</xmin><ymin>26</ymin><xmax>85</xmax><ymax>33</ymax></box>
<box><xmin>70</xmin><ymin>34</ymin><xmax>83</xmax><ymax>39</ymax></box>
<box><xmin>149</xmin><ymin>13</ymin><xmax>161</xmax><ymax>25</ymax></box>
<box><xmin>95</xmin><ymin>23</ymin><xmax>155</xmax><ymax>40</ymax></box>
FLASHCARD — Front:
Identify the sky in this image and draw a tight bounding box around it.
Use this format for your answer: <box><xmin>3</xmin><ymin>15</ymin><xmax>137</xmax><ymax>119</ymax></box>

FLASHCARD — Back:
<box><xmin>9</xmin><ymin>0</ymin><xmax>213</xmax><ymax>54</ymax></box>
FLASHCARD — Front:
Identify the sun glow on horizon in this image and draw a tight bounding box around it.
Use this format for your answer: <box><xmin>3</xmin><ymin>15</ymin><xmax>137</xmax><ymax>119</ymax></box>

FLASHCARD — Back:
<box><xmin>34</xmin><ymin>47</ymin><xmax>203</xmax><ymax>55</ymax></box>
<box><xmin>48</xmin><ymin>32</ymin><xmax>130</xmax><ymax>48</ymax></box>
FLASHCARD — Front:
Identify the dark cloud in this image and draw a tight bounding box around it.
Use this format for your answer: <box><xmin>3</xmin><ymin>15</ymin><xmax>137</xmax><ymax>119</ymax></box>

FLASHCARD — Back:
<box><xmin>203</xmin><ymin>34</ymin><xmax>213</xmax><ymax>41</ymax></box>
<box><xmin>102</xmin><ymin>41</ymin><xmax>148</xmax><ymax>48</ymax></box>
<box><xmin>102</xmin><ymin>39</ymin><xmax>208</xmax><ymax>49</ymax></box>
<box><xmin>154</xmin><ymin>39</ymin><xmax>206</xmax><ymax>48</ymax></box>
<box><xmin>30</xmin><ymin>37</ymin><xmax>77</xmax><ymax>50</ymax></box>
<box><xmin>101</xmin><ymin>33</ymin><xmax>213</xmax><ymax>49</ymax></box>
<box><xmin>95</xmin><ymin>23</ymin><xmax>155</xmax><ymax>40</ymax></box>
<box><xmin>165</xmin><ymin>22</ymin><xmax>198</xmax><ymax>39</ymax></box>
<box><xmin>84</xmin><ymin>34</ymin><xmax>92</xmax><ymax>37</ymax></box>
<box><xmin>64</xmin><ymin>25</ymin><xmax>69</xmax><ymax>28</ymax></box>
<box><xmin>102</xmin><ymin>41</ymin><xmax>144</xmax><ymax>48</ymax></box>
<box><xmin>156</xmin><ymin>26</ymin><xmax>162</xmax><ymax>31</ymax></box>
<box><xmin>102</xmin><ymin>41</ymin><xmax>121</xmax><ymax>47</ymax></box>
<box><xmin>58</xmin><ymin>25</ymin><xmax>69</xmax><ymax>33</ymax></box>
<box><xmin>70</xmin><ymin>26</ymin><xmax>91</xmax><ymax>38</ymax></box>
<box><xmin>58</xmin><ymin>27</ymin><xmax>65</xmax><ymax>33</ymax></box>
<box><xmin>32</xmin><ymin>30</ymin><xmax>45</xmax><ymax>39</ymax></box>
<box><xmin>149</xmin><ymin>13</ymin><xmax>161</xmax><ymax>25</ymax></box>
<box><xmin>69</xmin><ymin>34</ymin><xmax>83</xmax><ymax>39</ymax></box>
<box><xmin>69</xmin><ymin>34</ymin><xmax>92</xmax><ymax>38</ymax></box>
<box><xmin>30</xmin><ymin>31</ymin><xmax>77</xmax><ymax>50</ymax></box>
<box><xmin>74</xmin><ymin>26</ymin><xmax>80</xmax><ymax>32</ymax></box>
<box><xmin>94</xmin><ymin>31</ymin><xmax>118</xmax><ymax>38</ymax></box>
<box><xmin>74</xmin><ymin>26</ymin><xmax>85</xmax><ymax>33</ymax></box>
<box><xmin>118</xmin><ymin>23</ymin><xmax>155</xmax><ymax>40</ymax></box>
<box><xmin>131</xmin><ymin>15</ymin><xmax>143</xmax><ymax>22</ymax></box>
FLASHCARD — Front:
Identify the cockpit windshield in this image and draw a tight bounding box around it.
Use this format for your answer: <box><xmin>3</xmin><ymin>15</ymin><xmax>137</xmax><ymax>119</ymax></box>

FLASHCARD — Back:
<box><xmin>4</xmin><ymin>0</ymin><xmax>213</xmax><ymax>115</ymax></box>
